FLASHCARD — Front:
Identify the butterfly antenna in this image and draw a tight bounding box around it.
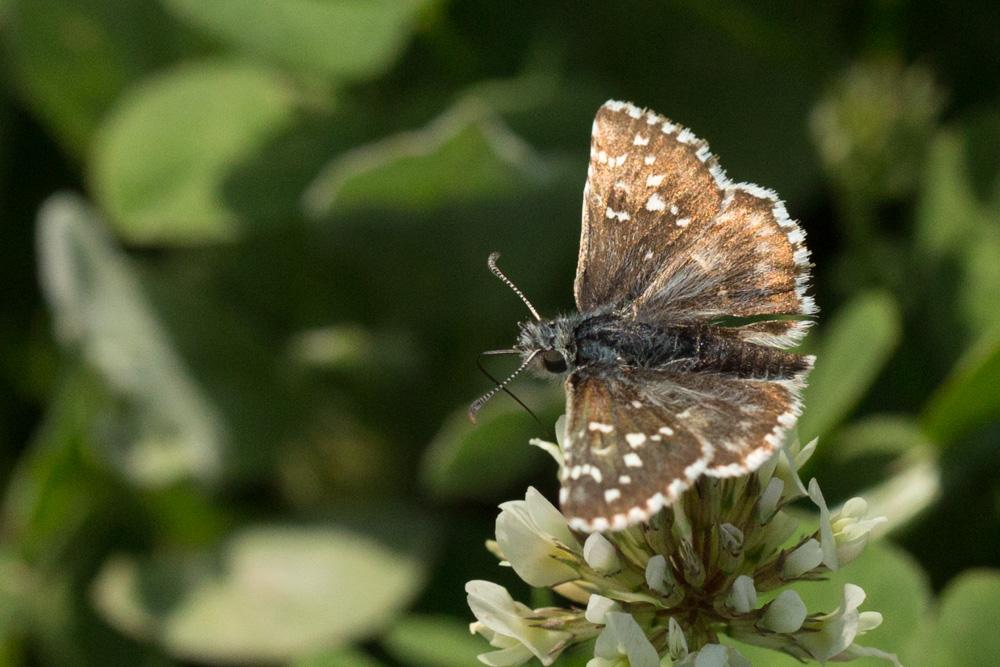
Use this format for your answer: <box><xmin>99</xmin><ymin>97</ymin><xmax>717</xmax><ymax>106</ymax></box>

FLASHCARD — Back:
<box><xmin>488</xmin><ymin>252</ymin><xmax>541</xmax><ymax>321</ymax></box>
<box><xmin>468</xmin><ymin>350</ymin><xmax>539</xmax><ymax>423</ymax></box>
<box><xmin>474</xmin><ymin>352</ymin><xmax>543</xmax><ymax>426</ymax></box>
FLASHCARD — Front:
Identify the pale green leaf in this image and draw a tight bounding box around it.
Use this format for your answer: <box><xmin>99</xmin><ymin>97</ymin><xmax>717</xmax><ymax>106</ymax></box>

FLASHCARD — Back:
<box><xmin>420</xmin><ymin>388</ymin><xmax>561</xmax><ymax>500</ymax></box>
<box><xmin>799</xmin><ymin>291</ymin><xmax>902</xmax><ymax>441</ymax></box>
<box><xmin>303</xmin><ymin>97</ymin><xmax>553</xmax><ymax>218</ymax></box>
<box><xmin>294</xmin><ymin>648</ymin><xmax>385</xmax><ymax>667</ymax></box>
<box><xmin>908</xmin><ymin>570</ymin><xmax>1000</xmax><ymax>667</ymax></box>
<box><xmin>91</xmin><ymin>61</ymin><xmax>298</xmax><ymax>244</ymax></box>
<box><xmin>36</xmin><ymin>194</ymin><xmax>225</xmax><ymax>485</ymax></box>
<box><xmin>92</xmin><ymin>521</ymin><xmax>430</xmax><ymax>663</ymax></box>
<box><xmin>4</xmin><ymin>0</ymin><xmax>188</xmax><ymax>152</ymax></box>
<box><xmin>163</xmin><ymin>0</ymin><xmax>432</xmax><ymax>79</ymax></box>
<box><xmin>382</xmin><ymin>615</ymin><xmax>485</xmax><ymax>667</ymax></box>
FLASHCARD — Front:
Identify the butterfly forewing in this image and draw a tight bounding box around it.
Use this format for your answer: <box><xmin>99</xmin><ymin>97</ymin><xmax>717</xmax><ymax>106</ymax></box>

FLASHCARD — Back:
<box><xmin>576</xmin><ymin>100</ymin><xmax>814</xmax><ymax>347</ymax></box>
<box><xmin>575</xmin><ymin>101</ymin><xmax>727</xmax><ymax>312</ymax></box>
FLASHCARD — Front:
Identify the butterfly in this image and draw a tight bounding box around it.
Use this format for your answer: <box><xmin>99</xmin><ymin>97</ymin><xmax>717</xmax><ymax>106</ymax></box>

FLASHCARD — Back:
<box><xmin>470</xmin><ymin>100</ymin><xmax>816</xmax><ymax>533</ymax></box>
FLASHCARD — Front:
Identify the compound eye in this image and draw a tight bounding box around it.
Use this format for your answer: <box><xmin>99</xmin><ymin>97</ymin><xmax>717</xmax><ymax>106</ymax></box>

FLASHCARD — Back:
<box><xmin>541</xmin><ymin>350</ymin><xmax>567</xmax><ymax>373</ymax></box>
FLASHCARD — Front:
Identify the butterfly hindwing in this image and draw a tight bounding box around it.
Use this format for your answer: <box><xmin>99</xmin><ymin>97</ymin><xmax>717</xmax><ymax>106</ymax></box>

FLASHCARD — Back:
<box><xmin>560</xmin><ymin>357</ymin><xmax>812</xmax><ymax>531</ymax></box>
<box><xmin>561</xmin><ymin>372</ymin><xmax>710</xmax><ymax>532</ymax></box>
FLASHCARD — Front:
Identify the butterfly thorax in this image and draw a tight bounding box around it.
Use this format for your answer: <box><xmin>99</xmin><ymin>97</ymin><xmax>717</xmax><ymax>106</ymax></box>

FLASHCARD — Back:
<box><xmin>519</xmin><ymin>313</ymin><xmax>807</xmax><ymax>381</ymax></box>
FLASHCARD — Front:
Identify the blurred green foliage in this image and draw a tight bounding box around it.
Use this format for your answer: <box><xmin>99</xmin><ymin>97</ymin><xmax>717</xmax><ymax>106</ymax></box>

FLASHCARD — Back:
<box><xmin>0</xmin><ymin>1</ymin><xmax>998</xmax><ymax>665</ymax></box>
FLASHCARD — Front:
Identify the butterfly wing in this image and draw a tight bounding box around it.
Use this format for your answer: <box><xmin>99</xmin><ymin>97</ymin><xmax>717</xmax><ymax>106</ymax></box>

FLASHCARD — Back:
<box><xmin>560</xmin><ymin>360</ymin><xmax>812</xmax><ymax>532</ymax></box>
<box><xmin>576</xmin><ymin>100</ymin><xmax>814</xmax><ymax>348</ymax></box>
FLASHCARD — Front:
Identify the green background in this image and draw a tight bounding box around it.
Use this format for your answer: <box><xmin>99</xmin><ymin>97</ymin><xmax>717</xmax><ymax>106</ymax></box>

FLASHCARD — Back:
<box><xmin>0</xmin><ymin>1</ymin><xmax>998</xmax><ymax>665</ymax></box>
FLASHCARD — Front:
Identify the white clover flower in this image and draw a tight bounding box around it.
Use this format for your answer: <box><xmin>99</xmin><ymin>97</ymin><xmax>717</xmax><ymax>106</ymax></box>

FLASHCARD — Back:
<box><xmin>760</xmin><ymin>590</ymin><xmax>807</xmax><ymax>633</ymax></box>
<box><xmin>831</xmin><ymin>497</ymin><xmax>888</xmax><ymax>566</ymax></box>
<box><xmin>495</xmin><ymin>486</ymin><xmax>581</xmax><ymax>586</ymax></box>
<box><xmin>588</xmin><ymin>612</ymin><xmax>659</xmax><ymax>667</ymax></box>
<box><xmin>796</xmin><ymin>584</ymin><xmax>897</xmax><ymax>664</ymax></box>
<box><xmin>466</xmin><ymin>580</ymin><xmax>572</xmax><ymax>666</ymax></box>
<box><xmin>468</xmin><ymin>421</ymin><xmax>894</xmax><ymax>665</ymax></box>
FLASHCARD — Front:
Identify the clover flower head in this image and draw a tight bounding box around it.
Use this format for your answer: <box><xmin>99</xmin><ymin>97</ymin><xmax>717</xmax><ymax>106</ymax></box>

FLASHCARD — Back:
<box><xmin>468</xmin><ymin>424</ymin><xmax>898</xmax><ymax>666</ymax></box>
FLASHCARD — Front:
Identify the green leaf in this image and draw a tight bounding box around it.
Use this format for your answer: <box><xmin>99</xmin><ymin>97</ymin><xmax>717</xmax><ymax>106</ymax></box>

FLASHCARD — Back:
<box><xmin>294</xmin><ymin>649</ymin><xmax>385</xmax><ymax>667</ymax></box>
<box><xmin>915</xmin><ymin>128</ymin><xmax>1000</xmax><ymax>336</ymax></box>
<box><xmin>915</xmin><ymin>131</ymin><xmax>988</xmax><ymax>259</ymax></box>
<box><xmin>303</xmin><ymin>97</ymin><xmax>554</xmax><ymax>218</ymax></box>
<box><xmin>922</xmin><ymin>333</ymin><xmax>1000</xmax><ymax>446</ymax></box>
<box><xmin>163</xmin><ymin>0</ymin><xmax>432</xmax><ymax>79</ymax></box>
<box><xmin>92</xmin><ymin>521</ymin><xmax>430</xmax><ymax>663</ymax></box>
<box><xmin>733</xmin><ymin>541</ymin><xmax>931</xmax><ymax>665</ymax></box>
<box><xmin>799</xmin><ymin>291</ymin><xmax>902</xmax><ymax>441</ymax></box>
<box><xmin>381</xmin><ymin>615</ymin><xmax>485</xmax><ymax>667</ymax></box>
<box><xmin>36</xmin><ymin>194</ymin><xmax>225</xmax><ymax>485</ymax></box>
<box><xmin>4</xmin><ymin>0</ymin><xmax>189</xmax><ymax>152</ymax></box>
<box><xmin>909</xmin><ymin>570</ymin><xmax>1000</xmax><ymax>667</ymax></box>
<box><xmin>91</xmin><ymin>61</ymin><xmax>298</xmax><ymax>244</ymax></box>
<box><xmin>420</xmin><ymin>389</ymin><xmax>560</xmax><ymax>501</ymax></box>
<box><xmin>830</xmin><ymin>414</ymin><xmax>933</xmax><ymax>461</ymax></box>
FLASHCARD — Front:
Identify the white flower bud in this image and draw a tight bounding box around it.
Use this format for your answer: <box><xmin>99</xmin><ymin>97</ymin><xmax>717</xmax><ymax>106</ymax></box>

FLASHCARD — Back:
<box><xmin>584</xmin><ymin>532</ymin><xmax>621</xmax><ymax>574</ymax></box>
<box><xmin>783</xmin><ymin>538</ymin><xmax>824</xmax><ymax>578</ymax></box>
<box><xmin>726</xmin><ymin>575</ymin><xmax>757</xmax><ymax>614</ymax></box>
<box><xmin>757</xmin><ymin>478</ymin><xmax>784</xmax><ymax>522</ymax></box>
<box><xmin>645</xmin><ymin>554</ymin><xmax>675</xmax><ymax>596</ymax></box>
<box><xmin>718</xmin><ymin>523</ymin><xmax>743</xmax><ymax>556</ymax></box>
<box><xmin>667</xmin><ymin>617</ymin><xmax>688</xmax><ymax>660</ymax></box>
<box><xmin>761</xmin><ymin>590</ymin><xmax>807</xmax><ymax>633</ymax></box>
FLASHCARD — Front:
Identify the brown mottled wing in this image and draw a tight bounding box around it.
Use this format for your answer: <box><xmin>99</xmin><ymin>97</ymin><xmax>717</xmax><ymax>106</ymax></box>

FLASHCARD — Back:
<box><xmin>575</xmin><ymin>100</ymin><xmax>815</xmax><ymax>348</ymax></box>
<box><xmin>560</xmin><ymin>360</ymin><xmax>813</xmax><ymax>532</ymax></box>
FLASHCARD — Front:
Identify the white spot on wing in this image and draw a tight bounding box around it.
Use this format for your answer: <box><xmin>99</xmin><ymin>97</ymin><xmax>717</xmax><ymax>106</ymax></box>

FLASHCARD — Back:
<box><xmin>605</xmin><ymin>207</ymin><xmax>630</xmax><ymax>222</ymax></box>
<box><xmin>658</xmin><ymin>426</ymin><xmax>674</xmax><ymax>436</ymax></box>
<box><xmin>624</xmin><ymin>453</ymin><xmax>643</xmax><ymax>468</ymax></box>
<box><xmin>645</xmin><ymin>193</ymin><xmax>666</xmax><ymax>212</ymax></box>
<box><xmin>645</xmin><ymin>174</ymin><xmax>665</xmax><ymax>187</ymax></box>
<box><xmin>633</xmin><ymin>133</ymin><xmax>649</xmax><ymax>146</ymax></box>
<box><xmin>589</xmin><ymin>421</ymin><xmax>614</xmax><ymax>433</ymax></box>
<box><xmin>604</xmin><ymin>488</ymin><xmax>621</xmax><ymax>503</ymax></box>
<box><xmin>676</xmin><ymin>217</ymin><xmax>691</xmax><ymax>227</ymax></box>
<box><xmin>625</xmin><ymin>433</ymin><xmax>647</xmax><ymax>448</ymax></box>
<box><xmin>644</xmin><ymin>154</ymin><xmax>656</xmax><ymax>165</ymax></box>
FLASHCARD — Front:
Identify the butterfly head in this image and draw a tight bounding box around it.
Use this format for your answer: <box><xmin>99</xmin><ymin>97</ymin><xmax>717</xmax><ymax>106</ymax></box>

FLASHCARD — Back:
<box><xmin>517</xmin><ymin>319</ymin><xmax>575</xmax><ymax>376</ymax></box>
